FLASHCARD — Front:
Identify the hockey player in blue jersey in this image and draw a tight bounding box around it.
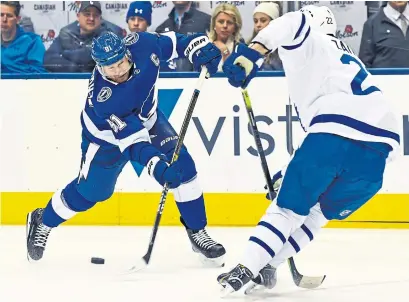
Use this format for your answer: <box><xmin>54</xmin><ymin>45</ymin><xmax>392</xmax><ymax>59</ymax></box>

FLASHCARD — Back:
<box><xmin>217</xmin><ymin>5</ymin><xmax>401</xmax><ymax>294</ymax></box>
<box><xmin>26</xmin><ymin>30</ymin><xmax>226</xmax><ymax>265</ymax></box>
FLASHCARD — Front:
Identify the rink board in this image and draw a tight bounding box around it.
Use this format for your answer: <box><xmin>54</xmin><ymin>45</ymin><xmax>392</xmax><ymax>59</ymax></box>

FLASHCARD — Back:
<box><xmin>1</xmin><ymin>71</ymin><xmax>408</xmax><ymax>227</ymax></box>
<box><xmin>1</xmin><ymin>192</ymin><xmax>409</xmax><ymax>228</ymax></box>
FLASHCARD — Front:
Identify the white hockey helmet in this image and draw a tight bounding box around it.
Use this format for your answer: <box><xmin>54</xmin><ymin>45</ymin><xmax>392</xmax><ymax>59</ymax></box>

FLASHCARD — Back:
<box><xmin>300</xmin><ymin>5</ymin><xmax>337</xmax><ymax>36</ymax></box>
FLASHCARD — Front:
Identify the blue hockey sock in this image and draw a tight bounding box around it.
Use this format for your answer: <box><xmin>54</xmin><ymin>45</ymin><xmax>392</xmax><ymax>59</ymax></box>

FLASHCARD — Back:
<box><xmin>42</xmin><ymin>190</ymin><xmax>72</xmax><ymax>228</ymax></box>
<box><xmin>176</xmin><ymin>195</ymin><xmax>207</xmax><ymax>230</ymax></box>
<box><xmin>42</xmin><ymin>180</ymin><xmax>96</xmax><ymax>228</ymax></box>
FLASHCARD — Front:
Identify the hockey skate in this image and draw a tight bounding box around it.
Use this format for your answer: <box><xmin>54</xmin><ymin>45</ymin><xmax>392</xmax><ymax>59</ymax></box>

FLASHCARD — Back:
<box><xmin>244</xmin><ymin>264</ymin><xmax>277</xmax><ymax>294</ymax></box>
<box><xmin>217</xmin><ymin>264</ymin><xmax>254</xmax><ymax>295</ymax></box>
<box><xmin>26</xmin><ymin>208</ymin><xmax>52</xmax><ymax>262</ymax></box>
<box><xmin>181</xmin><ymin>217</ymin><xmax>226</xmax><ymax>267</ymax></box>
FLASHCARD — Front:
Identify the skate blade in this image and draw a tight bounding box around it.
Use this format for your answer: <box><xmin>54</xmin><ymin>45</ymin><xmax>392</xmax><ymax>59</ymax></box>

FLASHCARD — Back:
<box><xmin>244</xmin><ymin>281</ymin><xmax>258</xmax><ymax>295</ymax></box>
<box><xmin>244</xmin><ymin>281</ymin><xmax>274</xmax><ymax>295</ymax></box>
<box><xmin>220</xmin><ymin>283</ymin><xmax>236</xmax><ymax>297</ymax></box>
<box><xmin>26</xmin><ymin>212</ymin><xmax>35</xmax><ymax>263</ymax></box>
<box><xmin>197</xmin><ymin>253</ymin><xmax>225</xmax><ymax>268</ymax></box>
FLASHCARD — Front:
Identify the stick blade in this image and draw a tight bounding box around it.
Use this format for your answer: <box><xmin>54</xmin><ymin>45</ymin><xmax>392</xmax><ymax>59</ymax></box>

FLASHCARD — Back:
<box><xmin>120</xmin><ymin>258</ymin><xmax>148</xmax><ymax>275</ymax></box>
<box><xmin>297</xmin><ymin>275</ymin><xmax>326</xmax><ymax>289</ymax></box>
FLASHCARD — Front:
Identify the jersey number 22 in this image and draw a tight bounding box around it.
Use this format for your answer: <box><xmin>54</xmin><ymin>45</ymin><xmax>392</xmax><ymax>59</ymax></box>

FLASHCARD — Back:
<box><xmin>340</xmin><ymin>54</ymin><xmax>380</xmax><ymax>96</ymax></box>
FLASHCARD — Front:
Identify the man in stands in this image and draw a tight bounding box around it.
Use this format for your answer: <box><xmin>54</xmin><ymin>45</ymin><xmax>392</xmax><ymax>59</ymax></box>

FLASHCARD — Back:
<box><xmin>44</xmin><ymin>1</ymin><xmax>123</xmax><ymax>73</ymax></box>
<box><xmin>1</xmin><ymin>1</ymin><xmax>45</xmax><ymax>73</ymax></box>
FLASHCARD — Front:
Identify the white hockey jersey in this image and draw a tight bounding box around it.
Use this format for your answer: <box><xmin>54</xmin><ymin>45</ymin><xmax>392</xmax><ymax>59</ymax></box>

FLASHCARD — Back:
<box><xmin>253</xmin><ymin>11</ymin><xmax>400</xmax><ymax>160</ymax></box>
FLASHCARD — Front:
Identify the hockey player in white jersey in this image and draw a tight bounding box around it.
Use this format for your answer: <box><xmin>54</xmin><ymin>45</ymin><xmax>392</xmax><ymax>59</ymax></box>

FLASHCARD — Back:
<box><xmin>217</xmin><ymin>5</ymin><xmax>401</xmax><ymax>294</ymax></box>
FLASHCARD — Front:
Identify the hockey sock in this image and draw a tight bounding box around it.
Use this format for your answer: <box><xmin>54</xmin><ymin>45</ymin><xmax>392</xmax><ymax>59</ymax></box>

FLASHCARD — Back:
<box><xmin>174</xmin><ymin>176</ymin><xmax>207</xmax><ymax>230</ymax></box>
<box><xmin>269</xmin><ymin>203</ymin><xmax>329</xmax><ymax>268</ymax></box>
<box><xmin>42</xmin><ymin>180</ymin><xmax>96</xmax><ymax>228</ymax></box>
<box><xmin>241</xmin><ymin>203</ymin><xmax>306</xmax><ymax>277</ymax></box>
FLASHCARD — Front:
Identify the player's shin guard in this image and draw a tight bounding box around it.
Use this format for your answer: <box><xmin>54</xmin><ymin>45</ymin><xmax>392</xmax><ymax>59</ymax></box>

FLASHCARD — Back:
<box><xmin>241</xmin><ymin>203</ymin><xmax>306</xmax><ymax>277</ymax></box>
<box><xmin>175</xmin><ymin>176</ymin><xmax>226</xmax><ymax>265</ymax></box>
<box><xmin>269</xmin><ymin>203</ymin><xmax>329</xmax><ymax>268</ymax></box>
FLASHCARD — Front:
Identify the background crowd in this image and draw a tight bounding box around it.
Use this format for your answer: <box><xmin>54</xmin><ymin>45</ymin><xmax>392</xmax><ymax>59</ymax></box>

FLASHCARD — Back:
<box><xmin>1</xmin><ymin>1</ymin><xmax>408</xmax><ymax>74</ymax></box>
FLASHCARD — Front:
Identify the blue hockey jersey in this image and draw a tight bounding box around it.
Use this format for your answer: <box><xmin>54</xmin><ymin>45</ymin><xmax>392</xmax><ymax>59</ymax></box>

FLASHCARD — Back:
<box><xmin>80</xmin><ymin>31</ymin><xmax>199</xmax><ymax>162</ymax></box>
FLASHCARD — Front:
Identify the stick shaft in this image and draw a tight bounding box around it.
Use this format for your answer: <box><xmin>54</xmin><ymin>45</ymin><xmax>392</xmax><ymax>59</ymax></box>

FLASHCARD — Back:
<box><xmin>142</xmin><ymin>67</ymin><xmax>208</xmax><ymax>264</ymax></box>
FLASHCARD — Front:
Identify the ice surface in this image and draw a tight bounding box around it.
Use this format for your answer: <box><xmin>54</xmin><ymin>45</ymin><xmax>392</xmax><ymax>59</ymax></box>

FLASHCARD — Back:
<box><xmin>0</xmin><ymin>226</ymin><xmax>408</xmax><ymax>302</ymax></box>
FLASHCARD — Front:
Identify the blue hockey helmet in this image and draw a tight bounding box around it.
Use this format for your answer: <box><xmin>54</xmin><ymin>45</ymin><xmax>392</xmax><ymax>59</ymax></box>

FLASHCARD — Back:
<box><xmin>91</xmin><ymin>32</ymin><xmax>127</xmax><ymax>66</ymax></box>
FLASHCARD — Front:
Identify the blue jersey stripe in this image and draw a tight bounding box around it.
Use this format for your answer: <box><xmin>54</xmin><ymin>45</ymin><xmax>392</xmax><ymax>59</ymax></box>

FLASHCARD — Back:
<box><xmin>282</xmin><ymin>26</ymin><xmax>311</xmax><ymax>50</ymax></box>
<box><xmin>309</xmin><ymin>114</ymin><xmax>400</xmax><ymax>144</ymax></box>
<box><xmin>294</xmin><ymin>13</ymin><xmax>306</xmax><ymax>40</ymax></box>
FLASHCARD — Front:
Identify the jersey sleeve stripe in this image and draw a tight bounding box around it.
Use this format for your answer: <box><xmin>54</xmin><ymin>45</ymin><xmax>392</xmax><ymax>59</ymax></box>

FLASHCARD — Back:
<box><xmin>281</xmin><ymin>26</ymin><xmax>311</xmax><ymax>50</ymax></box>
<box><xmin>160</xmin><ymin>32</ymin><xmax>178</xmax><ymax>61</ymax></box>
<box><xmin>294</xmin><ymin>13</ymin><xmax>306</xmax><ymax>40</ymax></box>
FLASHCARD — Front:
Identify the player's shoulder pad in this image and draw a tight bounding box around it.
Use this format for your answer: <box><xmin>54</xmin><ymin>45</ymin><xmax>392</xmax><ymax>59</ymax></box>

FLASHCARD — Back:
<box><xmin>124</xmin><ymin>32</ymin><xmax>158</xmax><ymax>47</ymax></box>
<box><xmin>124</xmin><ymin>32</ymin><xmax>160</xmax><ymax>58</ymax></box>
<box><xmin>124</xmin><ymin>32</ymin><xmax>140</xmax><ymax>45</ymax></box>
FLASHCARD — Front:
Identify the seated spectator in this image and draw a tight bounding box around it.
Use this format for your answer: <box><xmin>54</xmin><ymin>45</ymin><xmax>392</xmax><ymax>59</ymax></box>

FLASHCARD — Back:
<box><xmin>359</xmin><ymin>1</ymin><xmax>409</xmax><ymax>68</ymax></box>
<box><xmin>247</xmin><ymin>2</ymin><xmax>283</xmax><ymax>71</ymax></box>
<box><xmin>208</xmin><ymin>4</ymin><xmax>243</xmax><ymax>71</ymax></box>
<box><xmin>44</xmin><ymin>1</ymin><xmax>123</xmax><ymax>73</ymax></box>
<box><xmin>18</xmin><ymin>14</ymin><xmax>34</xmax><ymax>33</ymax></box>
<box><xmin>127</xmin><ymin>1</ymin><xmax>151</xmax><ymax>33</ymax></box>
<box><xmin>126</xmin><ymin>1</ymin><xmax>176</xmax><ymax>71</ymax></box>
<box><xmin>156</xmin><ymin>1</ymin><xmax>211</xmax><ymax>71</ymax></box>
<box><xmin>1</xmin><ymin>1</ymin><xmax>46</xmax><ymax>73</ymax></box>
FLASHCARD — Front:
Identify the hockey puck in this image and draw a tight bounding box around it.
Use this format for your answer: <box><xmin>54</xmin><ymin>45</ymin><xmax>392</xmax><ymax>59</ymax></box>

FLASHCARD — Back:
<box><xmin>91</xmin><ymin>257</ymin><xmax>105</xmax><ymax>265</ymax></box>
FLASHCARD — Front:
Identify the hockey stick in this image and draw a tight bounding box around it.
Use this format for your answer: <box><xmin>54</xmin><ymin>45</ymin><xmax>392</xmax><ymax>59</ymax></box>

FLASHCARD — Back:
<box><xmin>126</xmin><ymin>67</ymin><xmax>208</xmax><ymax>273</ymax></box>
<box><xmin>286</xmin><ymin>97</ymin><xmax>326</xmax><ymax>289</ymax></box>
<box><xmin>240</xmin><ymin>88</ymin><xmax>275</xmax><ymax>199</ymax></box>
<box><xmin>241</xmin><ymin>89</ymin><xmax>325</xmax><ymax>289</ymax></box>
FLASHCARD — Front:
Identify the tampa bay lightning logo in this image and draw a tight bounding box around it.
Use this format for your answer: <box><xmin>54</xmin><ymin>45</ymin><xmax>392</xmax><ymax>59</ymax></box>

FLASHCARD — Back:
<box><xmin>125</xmin><ymin>33</ymin><xmax>139</xmax><ymax>45</ymax></box>
<box><xmin>97</xmin><ymin>87</ymin><xmax>112</xmax><ymax>102</ymax></box>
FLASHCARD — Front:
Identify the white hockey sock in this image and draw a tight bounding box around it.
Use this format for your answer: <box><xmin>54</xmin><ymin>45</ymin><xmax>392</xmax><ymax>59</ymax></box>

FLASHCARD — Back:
<box><xmin>240</xmin><ymin>203</ymin><xmax>306</xmax><ymax>277</ymax></box>
<box><xmin>269</xmin><ymin>203</ymin><xmax>329</xmax><ymax>268</ymax></box>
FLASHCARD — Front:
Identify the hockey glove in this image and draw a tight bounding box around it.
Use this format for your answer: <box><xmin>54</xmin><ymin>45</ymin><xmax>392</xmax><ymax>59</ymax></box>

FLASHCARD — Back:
<box><xmin>147</xmin><ymin>156</ymin><xmax>183</xmax><ymax>189</ymax></box>
<box><xmin>184</xmin><ymin>36</ymin><xmax>221</xmax><ymax>75</ymax></box>
<box><xmin>265</xmin><ymin>170</ymin><xmax>283</xmax><ymax>201</ymax></box>
<box><xmin>223</xmin><ymin>43</ymin><xmax>264</xmax><ymax>88</ymax></box>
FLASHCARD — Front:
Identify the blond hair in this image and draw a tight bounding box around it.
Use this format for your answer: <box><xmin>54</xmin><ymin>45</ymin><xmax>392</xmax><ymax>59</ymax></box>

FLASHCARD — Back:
<box><xmin>208</xmin><ymin>4</ymin><xmax>242</xmax><ymax>43</ymax></box>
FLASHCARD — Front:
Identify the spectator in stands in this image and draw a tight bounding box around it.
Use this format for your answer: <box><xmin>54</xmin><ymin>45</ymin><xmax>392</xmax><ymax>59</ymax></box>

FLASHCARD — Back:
<box><xmin>127</xmin><ymin>1</ymin><xmax>151</xmax><ymax>33</ymax></box>
<box><xmin>247</xmin><ymin>2</ymin><xmax>283</xmax><ymax>70</ymax></box>
<box><xmin>18</xmin><ymin>14</ymin><xmax>34</xmax><ymax>33</ymax></box>
<box><xmin>156</xmin><ymin>1</ymin><xmax>211</xmax><ymax>71</ymax></box>
<box><xmin>126</xmin><ymin>1</ymin><xmax>176</xmax><ymax>71</ymax></box>
<box><xmin>208</xmin><ymin>4</ymin><xmax>243</xmax><ymax>71</ymax></box>
<box><xmin>359</xmin><ymin>1</ymin><xmax>409</xmax><ymax>68</ymax></box>
<box><xmin>44</xmin><ymin>1</ymin><xmax>123</xmax><ymax>73</ymax></box>
<box><xmin>1</xmin><ymin>1</ymin><xmax>46</xmax><ymax>73</ymax></box>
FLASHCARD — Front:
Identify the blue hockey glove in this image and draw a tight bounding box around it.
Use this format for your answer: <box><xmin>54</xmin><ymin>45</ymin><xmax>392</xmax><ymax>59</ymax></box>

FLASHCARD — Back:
<box><xmin>184</xmin><ymin>36</ymin><xmax>221</xmax><ymax>75</ymax></box>
<box><xmin>223</xmin><ymin>43</ymin><xmax>264</xmax><ymax>88</ymax></box>
<box><xmin>147</xmin><ymin>156</ymin><xmax>183</xmax><ymax>189</ymax></box>
<box><xmin>264</xmin><ymin>170</ymin><xmax>283</xmax><ymax>201</ymax></box>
